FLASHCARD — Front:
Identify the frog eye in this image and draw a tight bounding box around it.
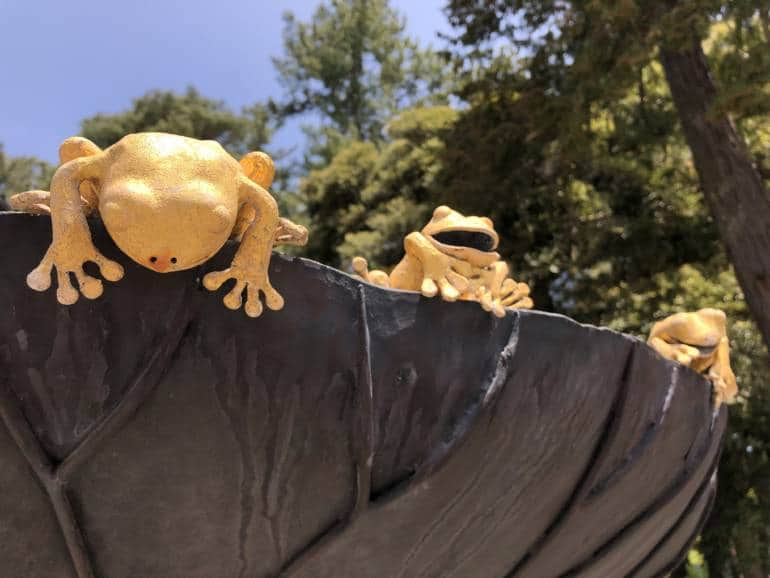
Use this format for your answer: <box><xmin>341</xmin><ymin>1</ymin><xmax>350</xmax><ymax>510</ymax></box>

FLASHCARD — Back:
<box><xmin>433</xmin><ymin>205</ymin><xmax>452</xmax><ymax>220</ymax></box>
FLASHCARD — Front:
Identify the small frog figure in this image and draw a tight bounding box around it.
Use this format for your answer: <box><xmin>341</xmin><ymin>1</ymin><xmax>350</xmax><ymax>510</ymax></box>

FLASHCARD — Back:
<box><xmin>353</xmin><ymin>205</ymin><xmax>533</xmax><ymax>318</ymax></box>
<box><xmin>648</xmin><ymin>308</ymin><xmax>737</xmax><ymax>406</ymax></box>
<box><xmin>10</xmin><ymin>133</ymin><xmax>307</xmax><ymax>317</ymax></box>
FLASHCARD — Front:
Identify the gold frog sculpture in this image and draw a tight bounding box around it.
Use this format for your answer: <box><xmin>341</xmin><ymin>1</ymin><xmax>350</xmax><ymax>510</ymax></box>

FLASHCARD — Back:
<box><xmin>648</xmin><ymin>308</ymin><xmax>737</xmax><ymax>406</ymax></box>
<box><xmin>10</xmin><ymin>133</ymin><xmax>307</xmax><ymax>317</ymax></box>
<box><xmin>353</xmin><ymin>205</ymin><xmax>533</xmax><ymax>318</ymax></box>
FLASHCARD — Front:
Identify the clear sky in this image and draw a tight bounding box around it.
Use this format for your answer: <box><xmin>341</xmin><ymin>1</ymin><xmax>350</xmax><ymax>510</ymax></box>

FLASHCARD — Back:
<box><xmin>0</xmin><ymin>0</ymin><xmax>450</xmax><ymax>162</ymax></box>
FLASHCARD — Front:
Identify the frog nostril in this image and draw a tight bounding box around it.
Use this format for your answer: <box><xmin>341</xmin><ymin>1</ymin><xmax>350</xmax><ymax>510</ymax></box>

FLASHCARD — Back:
<box><xmin>171</xmin><ymin>257</ymin><xmax>177</xmax><ymax>264</ymax></box>
<box><xmin>150</xmin><ymin>256</ymin><xmax>158</xmax><ymax>264</ymax></box>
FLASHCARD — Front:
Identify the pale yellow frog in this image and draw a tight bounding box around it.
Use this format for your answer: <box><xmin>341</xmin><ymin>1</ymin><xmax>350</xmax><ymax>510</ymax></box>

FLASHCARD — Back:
<box><xmin>10</xmin><ymin>133</ymin><xmax>307</xmax><ymax>317</ymax></box>
<box><xmin>353</xmin><ymin>205</ymin><xmax>533</xmax><ymax>317</ymax></box>
<box><xmin>648</xmin><ymin>308</ymin><xmax>737</xmax><ymax>406</ymax></box>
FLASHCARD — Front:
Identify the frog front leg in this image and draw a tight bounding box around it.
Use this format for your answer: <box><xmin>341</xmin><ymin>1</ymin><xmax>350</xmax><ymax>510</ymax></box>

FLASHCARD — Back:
<box><xmin>708</xmin><ymin>336</ymin><xmax>738</xmax><ymax>405</ymax></box>
<box><xmin>203</xmin><ymin>175</ymin><xmax>283</xmax><ymax>317</ymax></box>
<box><xmin>474</xmin><ymin>261</ymin><xmax>533</xmax><ymax>318</ymax></box>
<box><xmin>402</xmin><ymin>232</ymin><xmax>469</xmax><ymax>301</ymax></box>
<box><xmin>27</xmin><ymin>156</ymin><xmax>124</xmax><ymax>304</ymax></box>
<box><xmin>648</xmin><ymin>310</ymin><xmax>718</xmax><ymax>366</ymax></box>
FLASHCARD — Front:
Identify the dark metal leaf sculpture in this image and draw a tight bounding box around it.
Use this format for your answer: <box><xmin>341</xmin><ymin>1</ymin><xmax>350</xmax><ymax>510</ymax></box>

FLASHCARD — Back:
<box><xmin>0</xmin><ymin>214</ymin><xmax>725</xmax><ymax>578</ymax></box>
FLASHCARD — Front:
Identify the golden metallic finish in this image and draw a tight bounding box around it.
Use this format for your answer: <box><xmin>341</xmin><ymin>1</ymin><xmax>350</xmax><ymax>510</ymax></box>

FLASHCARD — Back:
<box><xmin>10</xmin><ymin>133</ymin><xmax>307</xmax><ymax>317</ymax></box>
<box><xmin>353</xmin><ymin>205</ymin><xmax>533</xmax><ymax>318</ymax></box>
<box><xmin>648</xmin><ymin>308</ymin><xmax>737</xmax><ymax>406</ymax></box>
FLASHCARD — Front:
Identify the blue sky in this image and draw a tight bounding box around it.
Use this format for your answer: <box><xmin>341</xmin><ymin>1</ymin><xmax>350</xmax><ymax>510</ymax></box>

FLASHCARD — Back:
<box><xmin>0</xmin><ymin>0</ymin><xmax>450</xmax><ymax>162</ymax></box>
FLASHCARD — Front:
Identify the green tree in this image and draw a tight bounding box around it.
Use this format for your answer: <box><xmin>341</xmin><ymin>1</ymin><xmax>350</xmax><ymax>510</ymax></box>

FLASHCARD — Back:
<box><xmin>0</xmin><ymin>145</ymin><xmax>55</xmax><ymax>207</ymax></box>
<box><xmin>80</xmin><ymin>87</ymin><xmax>275</xmax><ymax>156</ymax></box>
<box><xmin>273</xmin><ymin>0</ymin><xmax>449</xmax><ymax>150</ymax></box>
<box><xmin>300</xmin><ymin>106</ymin><xmax>457</xmax><ymax>265</ymax></box>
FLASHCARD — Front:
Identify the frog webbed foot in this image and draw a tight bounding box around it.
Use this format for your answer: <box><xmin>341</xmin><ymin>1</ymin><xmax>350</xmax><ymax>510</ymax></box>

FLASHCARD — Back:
<box><xmin>477</xmin><ymin>275</ymin><xmax>534</xmax><ymax>318</ymax></box>
<box><xmin>499</xmin><ymin>279</ymin><xmax>533</xmax><ymax>309</ymax></box>
<box><xmin>9</xmin><ymin>190</ymin><xmax>52</xmax><ymax>215</ymax></box>
<box><xmin>420</xmin><ymin>267</ymin><xmax>470</xmax><ymax>302</ymax></box>
<box><xmin>203</xmin><ymin>264</ymin><xmax>284</xmax><ymax>318</ymax></box>
<box><xmin>275</xmin><ymin>218</ymin><xmax>308</xmax><ymax>247</ymax></box>
<box><xmin>28</xmin><ymin>244</ymin><xmax>124</xmax><ymax>305</ymax></box>
<box><xmin>351</xmin><ymin>257</ymin><xmax>391</xmax><ymax>287</ymax></box>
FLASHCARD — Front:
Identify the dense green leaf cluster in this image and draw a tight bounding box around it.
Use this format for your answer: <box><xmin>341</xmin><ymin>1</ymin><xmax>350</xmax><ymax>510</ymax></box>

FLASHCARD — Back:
<box><xmin>273</xmin><ymin>0</ymin><xmax>450</xmax><ymax>149</ymax></box>
<box><xmin>300</xmin><ymin>106</ymin><xmax>458</xmax><ymax>266</ymax></box>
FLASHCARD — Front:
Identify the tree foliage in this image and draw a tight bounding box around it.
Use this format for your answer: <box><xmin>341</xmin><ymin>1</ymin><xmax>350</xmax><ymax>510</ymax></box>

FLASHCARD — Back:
<box><xmin>300</xmin><ymin>106</ymin><xmax>457</xmax><ymax>265</ymax></box>
<box><xmin>80</xmin><ymin>87</ymin><xmax>275</xmax><ymax>156</ymax></box>
<box><xmin>273</xmin><ymin>0</ymin><xmax>450</xmax><ymax>148</ymax></box>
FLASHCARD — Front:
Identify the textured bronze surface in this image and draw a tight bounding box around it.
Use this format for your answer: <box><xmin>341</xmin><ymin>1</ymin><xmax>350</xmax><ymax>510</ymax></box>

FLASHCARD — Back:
<box><xmin>0</xmin><ymin>213</ymin><xmax>724</xmax><ymax>578</ymax></box>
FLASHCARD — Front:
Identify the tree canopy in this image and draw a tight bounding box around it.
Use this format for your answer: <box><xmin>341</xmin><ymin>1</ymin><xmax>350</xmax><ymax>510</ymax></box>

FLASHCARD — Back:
<box><xmin>273</xmin><ymin>0</ymin><xmax>450</xmax><ymax>152</ymax></box>
<box><xmin>80</xmin><ymin>87</ymin><xmax>274</xmax><ymax>156</ymax></box>
<box><xmin>300</xmin><ymin>106</ymin><xmax>457</xmax><ymax>265</ymax></box>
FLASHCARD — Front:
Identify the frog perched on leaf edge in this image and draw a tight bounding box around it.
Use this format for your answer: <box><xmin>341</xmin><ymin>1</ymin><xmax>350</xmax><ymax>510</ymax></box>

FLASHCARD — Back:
<box><xmin>648</xmin><ymin>308</ymin><xmax>738</xmax><ymax>407</ymax></box>
<box><xmin>353</xmin><ymin>205</ymin><xmax>533</xmax><ymax>318</ymax></box>
<box><xmin>10</xmin><ymin>132</ymin><xmax>307</xmax><ymax>317</ymax></box>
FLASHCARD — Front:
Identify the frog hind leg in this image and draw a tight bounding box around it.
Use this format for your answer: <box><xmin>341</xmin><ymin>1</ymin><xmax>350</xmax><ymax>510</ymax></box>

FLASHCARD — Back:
<box><xmin>10</xmin><ymin>183</ymin><xmax>99</xmax><ymax>216</ymax></box>
<box><xmin>10</xmin><ymin>136</ymin><xmax>102</xmax><ymax>216</ymax></box>
<box><xmin>274</xmin><ymin>217</ymin><xmax>308</xmax><ymax>246</ymax></box>
<box><xmin>9</xmin><ymin>190</ymin><xmax>53</xmax><ymax>215</ymax></box>
<box><xmin>240</xmin><ymin>151</ymin><xmax>275</xmax><ymax>189</ymax></box>
<box><xmin>352</xmin><ymin>256</ymin><xmax>392</xmax><ymax>287</ymax></box>
<box><xmin>387</xmin><ymin>254</ymin><xmax>424</xmax><ymax>291</ymax></box>
<box><xmin>231</xmin><ymin>205</ymin><xmax>307</xmax><ymax>247</ymax></box>
<box><xmin>58</xmin><ymin>137</ymin><xmax>102</xmax><ymax>164</ymax></box>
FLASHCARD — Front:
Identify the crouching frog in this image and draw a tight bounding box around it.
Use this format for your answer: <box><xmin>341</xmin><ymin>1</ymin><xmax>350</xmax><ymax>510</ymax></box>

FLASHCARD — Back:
<box><xmin>353</xmin><ymin>205</ymin><xmax>533</xmax><ymax>318</ymax></box>
<box><xmin>648</xmin><ymin>308</ymin><xmax>737</xmax><ymax>406</ymax></box>
<box><xmin>10</xmin><ymin>133</ymin><xmax>307</xmax><ymax>317</ymax></box>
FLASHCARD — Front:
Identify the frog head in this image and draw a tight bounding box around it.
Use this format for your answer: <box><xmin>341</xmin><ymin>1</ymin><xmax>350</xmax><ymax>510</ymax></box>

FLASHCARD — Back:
<box><xmin>422</xmin><ymin>205</ymin><xmax>500</xmax><ymax>267</ymax></box>
<box><xmin>100</xmin><ymin>181</ymin><xmax>238</xmax><ymax>274</ymax></box>
<box><xmin>97</xmin><ymin>134</ymin><xmax>242</xmax><ymax>274</ymax></box>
